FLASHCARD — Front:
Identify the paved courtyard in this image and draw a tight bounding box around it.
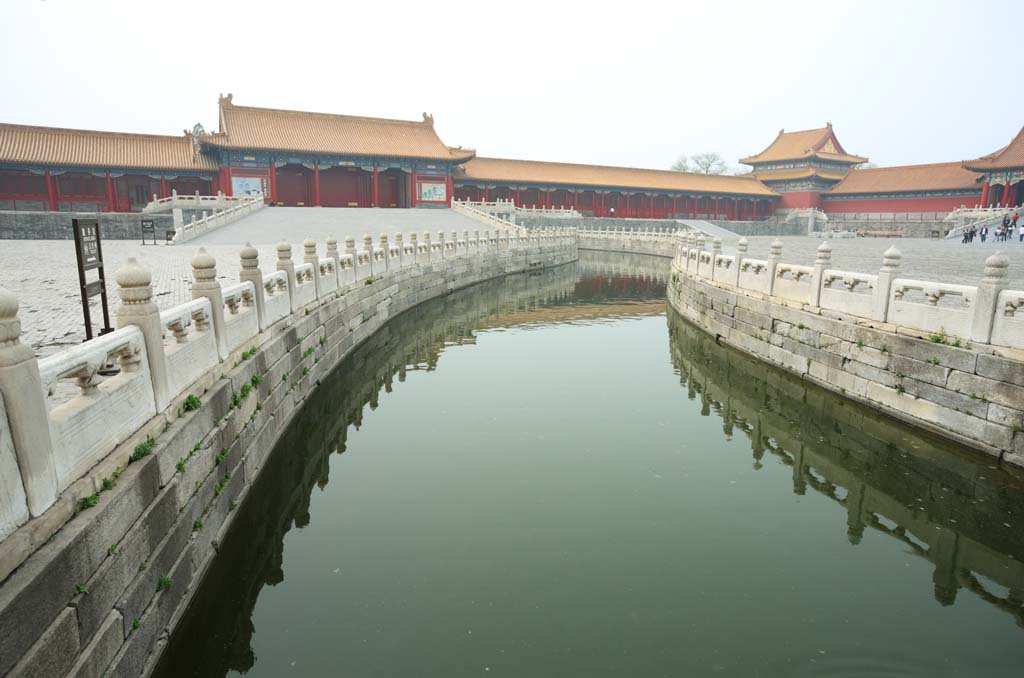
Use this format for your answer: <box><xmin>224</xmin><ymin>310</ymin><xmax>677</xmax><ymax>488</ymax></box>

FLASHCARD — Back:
<box><xmin>1</xmin><ymin>209</ymin><xmax>1022</xmax><ymax>356</ymax></box>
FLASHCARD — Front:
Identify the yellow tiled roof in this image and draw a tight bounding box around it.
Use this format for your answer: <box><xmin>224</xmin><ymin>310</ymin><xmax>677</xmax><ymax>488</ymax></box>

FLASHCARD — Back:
<box><xmin>202</xmin><ymin>94</ymin><xmax>474</xmax><ymax>163</ymax></box>
<box><xmin>456</xmin><ymin>157</ymin><xmax>777</xmax><ymax>197</ymax></box>
<box><xmin>963</xmin><ymin>126</ymin><xmax>1024</xmax><ymax>171</ymax></box>
<box><xmin>741</xmin><ymin>124</ymin><xmax>867</xmax><ymax>165</ymax></box>
<box><xmin>828</xmin><ymin>162</ymin><xmax>981</xmax><ymax>194</ymax></box>
<box><xmin>754</xmin><ymin>167</ymin><xmax>848</xmax><ymax>182</ymax></box>
<box><xmin>0</xmin><ymin>123</ymin><xmax>217</xmax><ymax>171</ymax></box>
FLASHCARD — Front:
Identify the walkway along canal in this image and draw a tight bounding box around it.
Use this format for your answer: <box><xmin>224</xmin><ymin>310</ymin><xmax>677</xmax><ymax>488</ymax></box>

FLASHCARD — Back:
<box><xmin>155</xmin><ymin>252</ymin><xmax>1024</xmax><ymax>677</ymax></box>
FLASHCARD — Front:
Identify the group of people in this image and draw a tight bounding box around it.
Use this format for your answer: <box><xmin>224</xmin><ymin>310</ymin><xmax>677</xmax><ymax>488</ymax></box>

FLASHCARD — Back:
<box><xmin>961</xmin><ymin>212</ymin><xmax>1022</xmax><ymax>243</ymax></box>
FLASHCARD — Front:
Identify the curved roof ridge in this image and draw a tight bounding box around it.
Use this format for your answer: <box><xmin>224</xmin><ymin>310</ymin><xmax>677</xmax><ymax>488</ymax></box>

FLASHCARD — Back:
<box><xmin>0</xmin><ymin>122</ymin><xmax>192</xmax><ymax>142</ymax></box>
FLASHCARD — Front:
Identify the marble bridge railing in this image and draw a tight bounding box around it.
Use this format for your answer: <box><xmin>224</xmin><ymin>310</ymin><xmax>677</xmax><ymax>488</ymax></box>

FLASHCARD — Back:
<box><xmin>669</xmin><ymin>231</ymin><xmax>1024</xmax><ymax>462</ymax></box>
<box><xmin>674</xmin><ymin>233</ymin><xmax>1024</xmax><ymax>352</ymax></box>
<box><xmin>0</xmin><ymin>227</ymin><xmax>573</xmax><ymax>549</ymax></box>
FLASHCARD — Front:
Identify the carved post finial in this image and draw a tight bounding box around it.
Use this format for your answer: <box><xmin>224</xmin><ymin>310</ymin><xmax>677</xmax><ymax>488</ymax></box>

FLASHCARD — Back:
<box><xmin>116</xmin><ymin>257</ymin><xmax>154</xmax><ymax>305</ymax></box>
<box><xmin>240</xmin><ymin>242</ymin><xmax>259</xmax><ymax>270</ymax></box>
<box><xmin>815</xmin><ymin>241</ymin><xmax>833</xmax><ymax>265</ymax></box>
<box><xmin>737</xmin><ymin>236</ymin><xmax>749</xmax><ymax>254</ymax></box>
<box><xmin>880</xmin><ymin>245</ymin><xmax>902</xmax><ymax>273</ymax></box>
<box><xmin>0</xmin><ymin>286</ymin><xmax>22</xmax><ymax>347</ymax></box>
<box><xmin>191</xmin><ymin>248</ymin><xmax>217</xmax><ymax>284</ymax></box>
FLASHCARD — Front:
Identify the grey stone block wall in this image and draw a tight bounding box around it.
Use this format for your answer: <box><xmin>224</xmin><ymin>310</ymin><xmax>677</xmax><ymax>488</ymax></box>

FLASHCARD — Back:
<box><xmin>0</xmin><ymin>211</ymin><xmax>175</xmax><ymax>240</ymax></box>
<box><xmin>0</xmin><ymin>240</ymin><xmax>578</xmax><ymax>678</ymax></box>
<box><xmin>667</xmin><ymin>266</ymin><xmax>1024</xmax><ymax>463</ymax></box>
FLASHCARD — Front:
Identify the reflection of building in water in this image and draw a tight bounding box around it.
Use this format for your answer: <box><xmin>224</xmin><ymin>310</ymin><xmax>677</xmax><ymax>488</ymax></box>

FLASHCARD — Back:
<box><xmin>155</xmin><ymin>255</ymin><xmax>669</xmax><ymax>678</ymax></box>
<box><xmin>668</xmin><ymin>310</ymin><xmax>1024</xmax><ymax>624</ymax></box>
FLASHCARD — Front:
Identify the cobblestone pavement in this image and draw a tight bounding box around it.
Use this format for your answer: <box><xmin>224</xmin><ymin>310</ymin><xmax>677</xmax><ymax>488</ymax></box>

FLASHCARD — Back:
<box><xmin>2</xmin><ymin>209</ymin><xmax>1023</xmax><ymax>356</ymax></box>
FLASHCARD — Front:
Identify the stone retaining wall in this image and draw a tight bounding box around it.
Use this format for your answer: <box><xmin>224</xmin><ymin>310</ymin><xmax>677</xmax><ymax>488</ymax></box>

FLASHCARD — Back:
<box><xmin>0</xmin><ymin>232</ymin><xmax>576</xmax><ymax>678</ymax></box>
<box><xmin>666</xmin><ymin>238</ymin><xmax>1024</xmax><ymax>465</ymax></box>
<box><xmin>578</xmin><ymin>233</ymin><xmax>676</xmax><ymax>259</ymax></box>
<box><xmin>0</xmin><ymin>211</ymin><xmax>174</xmax><ymax>240</ymax></box>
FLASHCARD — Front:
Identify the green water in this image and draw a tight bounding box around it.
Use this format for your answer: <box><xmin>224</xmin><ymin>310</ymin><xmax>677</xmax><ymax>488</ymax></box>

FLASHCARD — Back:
<box><xmin>156</xmin><ymin>252</ymin><xmax>1024</xmax><ymax>678</ymax></box>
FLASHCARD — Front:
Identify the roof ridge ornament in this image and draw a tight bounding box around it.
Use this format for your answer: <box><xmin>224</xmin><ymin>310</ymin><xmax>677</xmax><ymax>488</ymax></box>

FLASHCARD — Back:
<box><xmin>422</xmin><ymin>112</ymin><xmax>434</xmax><ymax>126</ymax></box>
<box><xmin>219</xmin><ymin>93</ymin><xmax>234</xmax><ymax>107</ymax></box>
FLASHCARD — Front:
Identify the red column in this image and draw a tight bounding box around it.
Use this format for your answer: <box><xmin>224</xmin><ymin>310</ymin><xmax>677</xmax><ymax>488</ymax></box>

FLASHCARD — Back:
<box><xmin>446</xmin><ymin>174</ymin><xmax>453</xmax><ymax>207</ymax></box>
<box><xmin>515</xmin><ymin>189</ymin><xmax>521</xmax><ymax>206</ymax></box>
<box><xmin>106</xmin><ymin>173</ymin><xmax>115</xmax><ymax>212</ymax></box>
<box><xmin>545</xmin><ymin>190</ymin><xmax>551</xmax><ymax>209</ymax></box>
<box><xmin>313</xmin><ymin>165</ymin><xmax>321</xmax><ymax>206</ymax></box>
<box><xmin>598</xmin><ymin>192</ymin><xmax>604</xmax><ymax>216</ymax></box>
<box><xmin>372</xmin><ymin>168</ymin><xmax>379</xmax><ymax>207</ymax></box>
<box><xmin>159</xmin><ymin>176</ymin><xmax>169</xmax><ymax>200</ymax></box>
<box><xmin>269</xmin><ymin>163</ymin><xmax>277</xmax><ymax>204</ymax></box>
<box><xmin>45</xmin><ymin>171</ymin><xmax>57</xmax><ymax>211</ymax></box>
<box><xmin>221</xmin><ymin>167</ymin><xmax>232</xmax><ymax>196</ymax></box>
<box><xmin>410</xmin><ymin>169</ymin><xmax>417</xmax><ymax>207</ymax></box>
<box><xmin>980</xmin><ymin>182</ymin><xmax>990</xmax><ymax>207</ymax></box>
<box><xmin>714</xmin><ymin>198</ymin><xmax>719</xmax><ymax>219</ymax></box>
<box><xmin>1009</xmin><ymin>183</ymin><xmax>1018</xmax><ymax>207</ymax></box>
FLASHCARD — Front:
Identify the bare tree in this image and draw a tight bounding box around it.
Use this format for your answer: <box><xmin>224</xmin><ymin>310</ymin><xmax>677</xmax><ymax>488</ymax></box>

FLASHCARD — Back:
<box><xmin>690</xmin><ymin>152</ymin><xmax>729</xmax><ymax>175</ymax></box>
<box><xmin>670</xmin><ymin>156</ymin><xmax>690</xmax><ymax>172</ymax></box>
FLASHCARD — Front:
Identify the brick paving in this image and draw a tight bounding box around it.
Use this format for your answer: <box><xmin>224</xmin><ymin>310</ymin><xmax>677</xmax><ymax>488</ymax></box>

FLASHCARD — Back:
<box><xmin>2</xmin><ymin>208</ymin><xmax>1023</xmax><ymax>356</ymax></box>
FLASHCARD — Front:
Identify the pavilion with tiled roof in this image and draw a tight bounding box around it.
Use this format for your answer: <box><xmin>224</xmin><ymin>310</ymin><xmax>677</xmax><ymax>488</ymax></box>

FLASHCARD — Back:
<box><xmin>740</xmin><ymin>124</ymin><xmax>867</xmax><ymax>209</ymax></box>
<box><xmin>962</xmin><ymin>126</ymin><xmax>1024</xmax><ymax>208</ymax></box>
<box><xmin>454</xmin><ymin>157</ymin><xmax>777</xmax><ymax>220</ymax></box>
<box><xmin>0</xmin><ymin>124</ymin><xmax>217</xmax><ymax>212</ymax></box>
<box><xmin>822</xmin><ymin>161</ymin><xmax>983</xmax><ymax>213</ymax></box>
<box><xmin>197</xmin><ymin>94</ymin><xmax>474</xmax><ymax>208</ymax></box>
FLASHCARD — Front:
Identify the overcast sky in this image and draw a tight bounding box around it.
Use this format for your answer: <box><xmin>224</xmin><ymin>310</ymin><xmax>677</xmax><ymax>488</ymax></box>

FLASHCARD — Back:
<box><xmin>1</xmin><ymin>0</ymin><xmax>1020</xmax><ymax>172</ymax></box>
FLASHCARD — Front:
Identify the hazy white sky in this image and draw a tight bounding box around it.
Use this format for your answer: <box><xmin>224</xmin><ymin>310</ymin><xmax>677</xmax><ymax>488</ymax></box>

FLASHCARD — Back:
<box><xmin>1</xmin><ymin>0</ymin><xmax>1020</xmax><ymax>172</ymax></box>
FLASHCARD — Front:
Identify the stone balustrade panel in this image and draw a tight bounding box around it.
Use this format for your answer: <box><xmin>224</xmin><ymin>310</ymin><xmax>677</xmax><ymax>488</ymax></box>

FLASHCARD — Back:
<box><xmin>221</xmin><ymin>282</ymin><xmax>260</xmax><ymax>354</ymax></box>
<box><xmin>0</xmin><ymin>393</ymin><xmax>28</xmax><ymax>541</ymax></box>
<box><xmin>738</xmin><ymin>258</ymin><xmax>771</xmax><ymax>294</ymax></box>
<box><xmin>293</xmin><ymin>264</ymin><xmax>318</xmax><ymax>308</ymax></box>
<box><xmin>772</xmin><ymin>263</ymin><xmax>814</xmax><ymax>304</ymax></box>
<box><xmin>697</xmin><ymin>251</ymin><xmax>715</xmax><ymax>279</ymax></box>
<box><xmin>888</xmin><ymin>279</ymin><xmax>977</xmax><ymax>339</ymax></box>
<box><xmin>337</xmin><ymin>254</ymin><xmax>356</xmax><ymax>285</ymax></box>
<box><xmin>262</xmin><ymin>271</ymin><xmax>291</xmax><ymax>327</ymax></box>
<box><xmin>819</xmin><ymin>269</ymin><xmax>878</xmax><ymax>319</ymax></box>
<box><xmin>317</xmin><ymin>258</ymin><xmax>338</xmax><ymax>297</ymax></box>
<box><xmin>991</xmin><ymin>289</ymin><xmax>1024</xmax><ymax>350</ymax></box>
<box><xmin>37</xmin><ymin>326</ymin><xmax>156</xmax><ymax>491</ymax></box>
<box><xmin>159</xmin><ymin>298</ymin><xmax>218</xmax><ymax>401</ymax></box>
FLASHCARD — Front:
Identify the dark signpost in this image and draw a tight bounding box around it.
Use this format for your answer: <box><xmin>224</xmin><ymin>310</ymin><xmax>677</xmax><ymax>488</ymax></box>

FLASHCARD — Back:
<box><xmin>72</xmin><ymin>218</ymin><xmax>114</xmax><ymax>340</ymax></box>
<box><xmin>140</xmin><ymin>217</ymin><xmax>157</xmax><ymax>245</ymax></box>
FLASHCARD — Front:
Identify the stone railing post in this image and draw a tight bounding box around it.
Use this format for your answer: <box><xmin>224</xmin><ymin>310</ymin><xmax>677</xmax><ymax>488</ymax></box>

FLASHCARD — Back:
<box><xmin>192</xmin><ymin>248</ymin><xmax>229</xmax><ymax>360</ymax></box>
<box><xmin>410</xmin><ymin>232</ymin><xmax>421</xmax><ymax>264</ymax></box>
<box><xmin>711</xmin><ymin>237</ymin><xmax>722</xmax><ymax>280</ymax></box>
<box><xmin>872</xmin><ymin>245</ymin><xmax>901</xmax><ymax>322</ymax></box>
<box><xmin>809</xmin><ymin>241</ymin><xmax>831</xmax><ymax>307</ymax></box>
<box><xmin>734</xmin><ymin>237</ymin><xmax>748</xmax><ymax>286</ymax></box>
<box><xmin>326</xmin><ymin>236</ymin><xmax>341</xmax><ymax>285</ymax></box>
<box><xmin>239</xmin><ymin>242</ymin><xmax>267</xmax><ymax>331</ymax></box>
<box><xmin>971</xmin><ymin>252</ymin><xmax>1009</xmax><ymax>344</ymax></box>
<box><xmin>363</xmin><ymin>233</ymin><xmax>374</xmax><ymax>275</ymax></box>
<box><xmin>303</xmin><ymin>238</ymin><xmax>321</xmax><ymax>298</ymax></box>
<box><xmin>438</xmin><ymin>231</ymin><xmax>446</xmax><ymax>259</ymax></box>
<box><xmin>0</xmin><ymin>287</ymin><xmax>57</xmax><ymax>516</ymax></box>
<box><xmin>277</xmin><ymin>241</ymin><xmax>298</xmax><ymax>313</ymax></box>
<box><xmin>395</xmin><ymin>233</ymin><xmax>405</xmax><ymax>266</ymax></box>
<box><xmin>116</xmin><ymin>258</ymin><xmax>172</xmax><ymax>410</ymax></box>
<box><xmin>422</xmin><ymin>231</ymin><xmax>432</xmax><ymax>263</ymax></box>
<box><xmin>766</xmin><ymin>238</ymin><xmax>782</xmax><ymax>295</ymax></box>
<box><xmin>379</xmin><ymin>233</ymin><xmax>390</xmax><ymax>270</ymax></box>
<box><xmin>344</xmin><ymin>235</ymin><xmax>357</xmax><ymax>273</ymax></box>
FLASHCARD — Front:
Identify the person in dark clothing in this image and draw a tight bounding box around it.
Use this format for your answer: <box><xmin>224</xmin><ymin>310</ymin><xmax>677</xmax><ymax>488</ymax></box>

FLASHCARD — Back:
<box><xmin>980</xmin><ymin>225</ymin><xmax>989</xmax><ymax>243</ymax></box>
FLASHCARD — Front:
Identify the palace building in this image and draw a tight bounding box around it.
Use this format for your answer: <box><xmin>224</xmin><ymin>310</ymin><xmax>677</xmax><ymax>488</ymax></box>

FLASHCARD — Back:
<box><xmin>0</xmin><ymin>94</ymin><xmax>1019</xmax><ymax>222</ymax></box>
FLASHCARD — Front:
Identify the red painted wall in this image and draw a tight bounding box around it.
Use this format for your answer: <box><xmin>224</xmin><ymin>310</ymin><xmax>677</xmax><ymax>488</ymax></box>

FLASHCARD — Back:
<box><xmin>778</xmin><ymin>191</ymin><xmax>823</xmax><ymax>209</ymax></box>
<box><xmin>823</xmin><ymin>193</ymin><xmax>983</xmax><ymax>214</ymax></box>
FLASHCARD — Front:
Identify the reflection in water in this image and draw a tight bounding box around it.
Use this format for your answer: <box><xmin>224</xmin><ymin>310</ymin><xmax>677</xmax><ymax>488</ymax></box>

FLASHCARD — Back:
<box><xmin>668</xmin><ymin>310</ymin><xmax>1024</xmax><ymax>621</ymax></box>
<box><xmin>156</xmin><ymin>253</ymin><xmax>668</xmax><ymax>678</ymax></box>
<box><xmin>156</xmin><ymin>251</ymin><xmax>1024</xmax><ymax>678</ymax></box>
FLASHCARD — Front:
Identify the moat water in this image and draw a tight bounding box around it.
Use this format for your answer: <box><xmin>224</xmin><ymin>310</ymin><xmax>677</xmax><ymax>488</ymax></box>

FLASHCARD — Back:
<box><xmin>156</xmin><ymin>251</ymin><xmax>1024</xmax><ymax>678</ymax></box>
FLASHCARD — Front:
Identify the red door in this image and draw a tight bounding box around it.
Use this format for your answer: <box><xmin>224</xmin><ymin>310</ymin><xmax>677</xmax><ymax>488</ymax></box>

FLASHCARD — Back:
<box><xmin>276</xmin><ymin>165</ymin><xmax>312</xmax><ymax>206</ymax></box>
